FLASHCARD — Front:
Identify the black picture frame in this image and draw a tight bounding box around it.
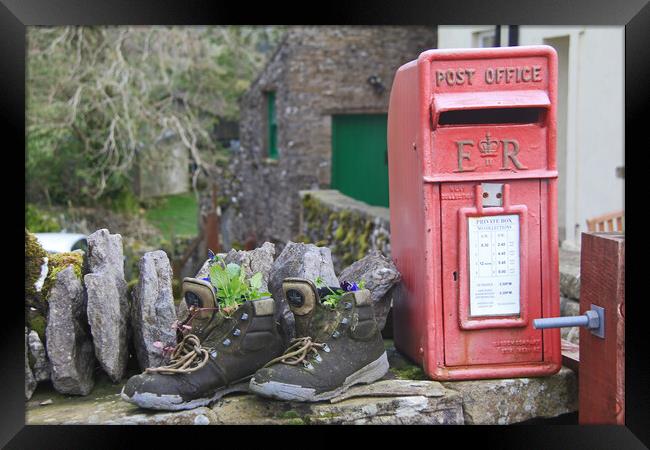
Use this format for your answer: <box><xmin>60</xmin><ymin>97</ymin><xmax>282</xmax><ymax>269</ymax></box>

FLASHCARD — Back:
<box><xmin>5</xmin><ymin>0</ymin><xmax>648</xmax><ymax>447</ymax></box>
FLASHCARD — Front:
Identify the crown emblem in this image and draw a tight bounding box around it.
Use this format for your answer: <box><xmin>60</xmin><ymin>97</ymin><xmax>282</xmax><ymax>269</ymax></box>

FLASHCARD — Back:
<box><xmin>478</xmin><ymin>132</ymin><xmax>498</xmax><ymax>157</ymax></box>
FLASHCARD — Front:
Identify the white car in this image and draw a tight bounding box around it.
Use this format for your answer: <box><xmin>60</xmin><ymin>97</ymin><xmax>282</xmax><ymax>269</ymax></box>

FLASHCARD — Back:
<box><xmin>34</xmin><ymin>233</ymin><xmax>88</xmax><ymax>254</ymax></box>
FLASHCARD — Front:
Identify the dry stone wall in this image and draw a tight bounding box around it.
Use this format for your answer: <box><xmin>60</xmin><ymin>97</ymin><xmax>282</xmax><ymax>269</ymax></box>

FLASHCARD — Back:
<box><xmin>299</xmin><ymin>189</ymin><xmax>391</xmax><ymax>272</ymax></box>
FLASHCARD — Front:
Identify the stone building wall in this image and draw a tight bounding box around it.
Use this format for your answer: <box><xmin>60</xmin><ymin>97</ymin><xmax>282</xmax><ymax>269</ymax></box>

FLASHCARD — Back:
<box><xmin>224</xmin><ymin>26</ymin><xmax>437</xmax><ymax>249</ymax></box>
<box><xmin>134</xmin><ymin>132</ymin><xmax>189</xmax><ymax>199</ymax></box>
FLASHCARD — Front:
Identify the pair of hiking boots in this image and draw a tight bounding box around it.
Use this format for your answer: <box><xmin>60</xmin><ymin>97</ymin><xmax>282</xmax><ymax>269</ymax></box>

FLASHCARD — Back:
<box><xmin>121</xmin><ymin>277</ymin><xmax>389</xmax><ymax>410</ymax></box>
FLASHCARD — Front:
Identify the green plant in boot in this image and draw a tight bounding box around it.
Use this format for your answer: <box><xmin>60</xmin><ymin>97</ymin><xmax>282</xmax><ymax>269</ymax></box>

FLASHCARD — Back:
<box><xmin>121</xmin><ymin>277</ymin><xmax>285</xmax><ymax>411</ymax></box>
<box><xmin>249</xmin><ymin>277</ymin><xmax>388</xmax><ymax>402</ymax></box>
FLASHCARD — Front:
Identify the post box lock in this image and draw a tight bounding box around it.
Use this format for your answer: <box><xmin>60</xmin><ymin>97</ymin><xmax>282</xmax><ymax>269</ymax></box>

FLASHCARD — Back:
<box><xmin>480</xmin><ymin>183</ymin><xmax>503</xmax><ymax>207</ymax></box>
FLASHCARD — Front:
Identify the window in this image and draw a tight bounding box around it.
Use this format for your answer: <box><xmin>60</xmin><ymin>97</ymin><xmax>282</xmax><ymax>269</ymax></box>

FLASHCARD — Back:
<box><xmin>266</xmin><ymin>91</ymin><xmax>278</xmax><ymax>159</ymax></box>
<box><xmin>473</xmin><ymin>29</ymin><xmax>496</xmax><ymax>48</ymax></box>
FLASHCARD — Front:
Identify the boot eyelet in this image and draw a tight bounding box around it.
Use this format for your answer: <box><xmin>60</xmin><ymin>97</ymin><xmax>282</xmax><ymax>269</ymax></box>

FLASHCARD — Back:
<box><xmin>340</xmin><ymin>318</ymin><xmax>349</xmax><ymax>325</ymax></box>
<box><xmin>232</xmin><ymin>328</ymin><xmax>241</xmax><ymax>337</ymax></box>
<box><xmin>314</xmin><ymin>353</ymin><xmax>322</xmax><ymax>362</ymax></box>
<box><xmin>240</xmin><ymin>313</ymin><xmax>249</xmax><ymax>321</ymax></box>
<box><xmin>344</xmin><ymin>302</ymin><xmax>352</xmax><ymax>310</ymax></box>
<box><xmin>210</xmin><ymin>350</ymin><xmax>218</xmax><ymax>358</ymax></box>
<box><xmin>223</xmin><ymin>338</ymin><xmax>232</xmax><ymax>347</ymax></box>
<box><xmin>303</xmin><ymin>361</ymin><xmax>314</xmax><ymax>370</ymax></box>
<box><xmin>332</xmin><ymin>330</ymin><xmax>341</xmax><ymax>339</ymax></box>
<box><xmin>323</xmin><ymin>344</ymin><xmax>331</xmax><ymax>353</ymax></box>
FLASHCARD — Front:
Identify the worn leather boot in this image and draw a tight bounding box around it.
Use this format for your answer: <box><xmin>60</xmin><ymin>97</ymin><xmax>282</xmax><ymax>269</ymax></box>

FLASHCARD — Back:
<box><xmin>249</xmin><ymin>277</ymin><xmax>388</xmax><ymax>401</ymax></box>
<box><xmin>121</xmin><ymin>282</ymin><xmax>285</xmax><ymax>411</ymax></box>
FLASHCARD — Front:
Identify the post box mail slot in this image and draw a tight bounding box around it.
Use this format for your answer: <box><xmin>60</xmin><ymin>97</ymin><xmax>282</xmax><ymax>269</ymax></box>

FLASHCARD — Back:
<box><xmin>387</xmin><ymin>46</ymin><xmax>561</xmax><ymax>380</ymax></box>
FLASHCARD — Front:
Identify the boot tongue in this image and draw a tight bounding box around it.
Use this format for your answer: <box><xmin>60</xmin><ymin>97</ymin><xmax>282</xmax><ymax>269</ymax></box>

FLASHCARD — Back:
<box><xmin>188</xmin><ymin>307</ymin><xmax>228</xmax><ymax>341</ymax></box>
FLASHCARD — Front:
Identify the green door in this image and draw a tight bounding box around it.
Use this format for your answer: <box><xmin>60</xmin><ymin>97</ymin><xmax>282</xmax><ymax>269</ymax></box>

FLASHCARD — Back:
<box><xmin>331</xmin><ymin>114</ymin><xmax>389</xmax><ymax>207</ymax></box>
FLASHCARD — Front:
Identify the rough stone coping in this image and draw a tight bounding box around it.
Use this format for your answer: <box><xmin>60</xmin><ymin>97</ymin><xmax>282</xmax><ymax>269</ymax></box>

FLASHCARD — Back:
<box><xmin>299</xmin><ymin>189</ymin><xmax>390</xmax><ymax>223</ymax></box>
<box><xmin>26</xmin><ymin>367</ymin><xmax>576</xmax><ymax>425</ymax></box>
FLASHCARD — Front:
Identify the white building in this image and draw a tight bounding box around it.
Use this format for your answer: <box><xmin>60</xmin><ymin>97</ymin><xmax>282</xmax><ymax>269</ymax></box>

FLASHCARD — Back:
<box><xmin>437</xmin><ymin>26</ymin><xmax>625</xmax><ymax>249</ymax></box>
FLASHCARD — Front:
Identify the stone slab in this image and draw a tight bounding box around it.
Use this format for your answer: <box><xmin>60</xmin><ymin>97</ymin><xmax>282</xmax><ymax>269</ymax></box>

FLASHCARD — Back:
<box><xmin>26</xmin><ymin>345</ymin><xmax>577</xmax><ymax>425</ymax></box>
<box><xmin>210</xmin><ymin>387</ymin><xmax>464</xmax><ymax>425</ymax></box>
<box><xmin>441</xmin><ymin>367</ymin><xmax>578</xmax><ymax>425</ymax></box>
<box><xmin>26</xmin><ymin>375</ymin><xmax>217</xmax><ymax>425</ymax></box>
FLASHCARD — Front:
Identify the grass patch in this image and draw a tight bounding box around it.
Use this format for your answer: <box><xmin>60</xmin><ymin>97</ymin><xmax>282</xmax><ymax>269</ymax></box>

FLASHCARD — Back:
<box><xmin>144</xmin><ymin>193</ymin><xmax>198</xmax><ymax>240</ymax></box>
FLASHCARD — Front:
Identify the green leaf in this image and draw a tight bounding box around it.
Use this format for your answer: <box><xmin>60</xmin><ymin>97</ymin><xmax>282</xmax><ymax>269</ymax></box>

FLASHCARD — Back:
<box><xmin>250</xmin><ymin>272</ymin><xmax>263</xmax><ymax>290</ymax></box>
<box><xmin>226</xmin><ymin>263</ymin><xmax>241</xmax><ymax>279</ymax></box>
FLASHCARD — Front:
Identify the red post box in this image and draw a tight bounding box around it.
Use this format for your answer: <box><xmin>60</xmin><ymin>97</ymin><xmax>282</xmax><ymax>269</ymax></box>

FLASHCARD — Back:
<box><xmin>387</xmin><ymin>46</ymin><xmax>561</xmax><ymax>380</ymax></box>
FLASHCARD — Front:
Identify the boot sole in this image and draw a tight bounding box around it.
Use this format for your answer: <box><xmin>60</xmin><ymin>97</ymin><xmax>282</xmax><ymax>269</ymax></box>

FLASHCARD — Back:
<box><xmin>248</xmin><ymin>351</ymin><xmax>389</xmax><ymax>402</ymax></box>
<box><xmin>120</xmin><ymin>380</ymin><xmax>250</xmax><ymax>411</ymax></box>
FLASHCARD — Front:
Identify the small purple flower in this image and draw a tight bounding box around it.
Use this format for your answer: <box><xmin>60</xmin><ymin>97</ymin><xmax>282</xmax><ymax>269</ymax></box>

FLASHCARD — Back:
<box><xmin>201</xmin><ymin>276</ymin><xmax>210</xmax><ymax>282</ymax></box>
<box><xmin>208</xmin><ymin>249</ymin><xmax>216</xmax><ymax>260</ymax></box>
<box><xmin>341</xmin><ymin>281</ymin><xmax>359</xmax><ymax>292</ymax></box>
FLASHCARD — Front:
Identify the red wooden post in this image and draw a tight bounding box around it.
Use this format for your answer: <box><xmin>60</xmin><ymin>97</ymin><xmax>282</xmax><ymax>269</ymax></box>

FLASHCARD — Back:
<box><xmin>578</xmin><ymin>232</ymin><xmax>625</xmax><ymax>424</ymax></box>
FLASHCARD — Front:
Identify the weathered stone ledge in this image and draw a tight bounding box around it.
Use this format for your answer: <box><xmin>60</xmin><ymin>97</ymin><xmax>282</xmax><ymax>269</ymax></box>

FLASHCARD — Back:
<box><xmin>26</xmin><ymin>358</ymin><xmax>577</xmax><ymax>425</ymax></box>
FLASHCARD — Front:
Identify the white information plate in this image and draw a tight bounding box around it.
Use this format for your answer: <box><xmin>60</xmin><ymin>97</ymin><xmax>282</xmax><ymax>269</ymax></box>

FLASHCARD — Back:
<box><xmin>468</xmin><ymin>214</ymin><xmax>520</xmax><ymax>317</ymax></box>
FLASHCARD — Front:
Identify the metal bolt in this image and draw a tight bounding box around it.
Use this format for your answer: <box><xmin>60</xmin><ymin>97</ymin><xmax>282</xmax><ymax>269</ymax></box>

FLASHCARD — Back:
<box><xmin>533</xmin><ymin>304</ymin><xmax>605</xmax><ymax>339</ymax></box>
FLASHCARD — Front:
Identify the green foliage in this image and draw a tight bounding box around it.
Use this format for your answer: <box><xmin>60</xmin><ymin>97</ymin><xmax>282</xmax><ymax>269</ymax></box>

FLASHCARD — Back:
<box><xmin>315</xmin><ymin>277</ymin><xmax>366</xmax><ymax>309</ymax></box>
<box><xmin>209</xmin><ymin>257</ymin><xmax>270</xmax><ymax>312</ymax></box>
<box><xmin>144</xmin><ymin>193</ymin><xmax>199</xmax><ymax>241</ymax></box>
<box><xmin>26</xmin><ymin>26</ymin><xmax>285</xmax><ymax>206</ymax></box>
<box><xmin>102</xmin><ymin>189</ymin><xmax>141</xmax><ymax>215</ymax></box>
<box><xmin>26</xmin><ymin>204</ymin><xmax>60</xmax><ymax>232</ymax></box>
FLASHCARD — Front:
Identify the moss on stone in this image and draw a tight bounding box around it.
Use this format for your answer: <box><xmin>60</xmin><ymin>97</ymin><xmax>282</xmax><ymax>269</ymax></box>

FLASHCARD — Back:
<box><xmin>126</xmin><ymin>278</ymin><xmax>139</xmax><ymax>299</ymax></box>
<box><xmin>29</xmin><ymin>314</ymin><xmax>47</xmax><ymax>342</ymax></box>
<box><xmin>25</xmin><ymin>230</ymin><xmax>47</xmax><ymax>298</ymax></box>
<box><xmin>280</xmin><ymin>410</ymin><xmax>300</xmax><ymax>419</ymax></box>
<box><xmin>42</xmin><ymin>251</ymin><xmax>84</xmax><ymax>300</ymax></box>
<box><xmin>390</xmin><ymin>365</ymin><xmax>429</xmax><ymax>381</ymax></box>
<box><xmin>286</xmin><ymin>417</ymin><xmax>306</xmax><ymax>425</ymax></box>
<box><xmin>334</xmin><ymin>224</ymin><xmax>345</xmax><ymax>241</ymax></box>
<box><xmin>300</xmin><ymin>192</ymin><xmax>383</xmax><ymax>268</ymax></box>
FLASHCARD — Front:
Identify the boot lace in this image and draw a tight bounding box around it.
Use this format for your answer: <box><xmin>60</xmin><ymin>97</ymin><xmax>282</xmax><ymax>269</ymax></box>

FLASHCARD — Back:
<box><xmin>145</xmin><ymin>334</ymin><xmax>212</xmax><ymax>375</ymax></box>
<box><xmin>263</xmin><ymin>336</ymin><xmax>327</xmax><ymax>368</ymax></box>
